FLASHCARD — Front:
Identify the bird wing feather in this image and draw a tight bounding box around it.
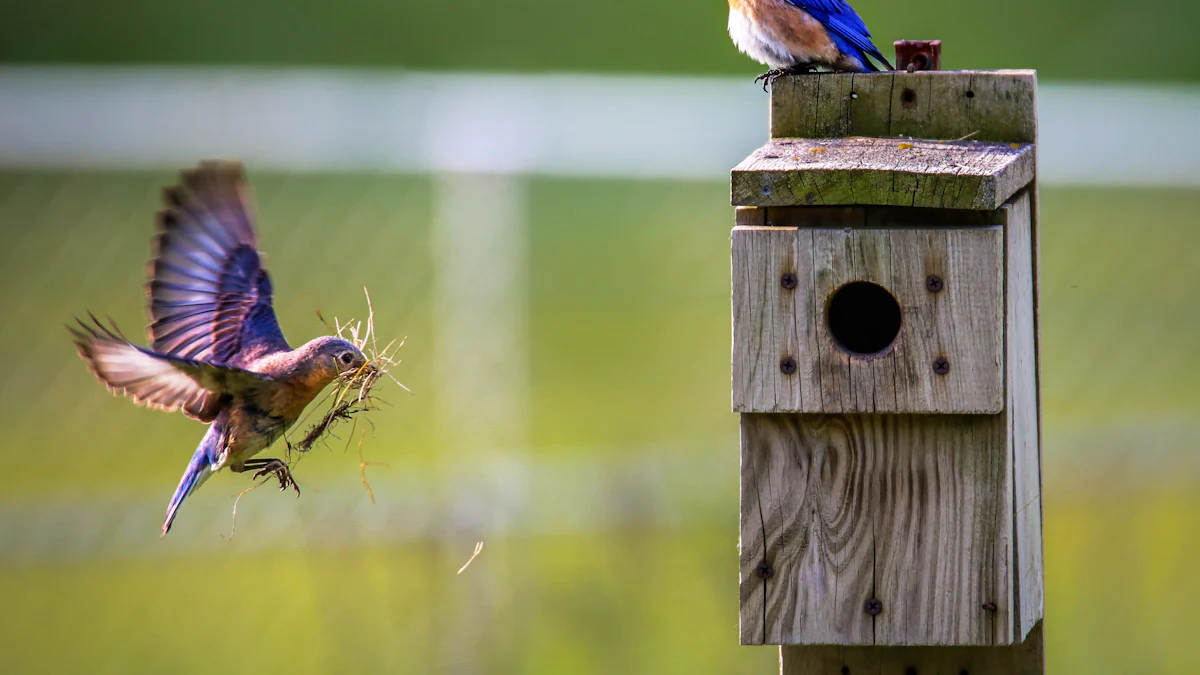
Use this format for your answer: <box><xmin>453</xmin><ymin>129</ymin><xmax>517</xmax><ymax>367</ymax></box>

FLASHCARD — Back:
<box><xmin>71</xmin><ymin>317</ymin><xmax>274</xmax><ymax>422</ymax></box>
<box><xmin>785</xmin><ymin>0</ymin><xmax>892</xmax><ymax>69</ymax></box>
<box><xmin>148</xmin><ymin>161</ymin><xmax>290</xmax><ymax>367</ymax></box>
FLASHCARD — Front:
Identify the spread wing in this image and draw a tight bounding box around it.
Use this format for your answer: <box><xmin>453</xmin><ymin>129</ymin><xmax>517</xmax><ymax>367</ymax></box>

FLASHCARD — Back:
<box><xmin>788</xmin><ymin>0</ymin><xmax>893</xmax><ymax>70</ymax></box>
<box><xmin>71</xmin><ymin>317</ymin><xmax>274</xmax><ymax>421</ymax></box>
<box><xmin>148</xmin><ymin>161</ymin><xmax>290</xmax><ymax>367</ymax></box>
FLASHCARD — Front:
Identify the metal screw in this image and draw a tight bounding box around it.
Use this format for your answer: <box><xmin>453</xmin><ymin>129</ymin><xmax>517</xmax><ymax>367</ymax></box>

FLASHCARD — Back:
<box><xmin>781</xmin><ymin>272</ymin><xmax>798</xmax><ymax>290</ymax></box>
<box><xmin>933</xmin><ymin>357</ymin><xmax>950</xmax><ymax>375</ymax></box>
<box><xmin>864</xmin><ymin>598</ymin><xmax>883</xmax><ymax>615</ymax></box>
<box><xmin>755</xmin><ymin>560</ymin><xmax>775</xmax><ymax>580</ymax></box>
<box><xmin>982</xmin><ymin>602</ymin><xmax>998</xmax><ymax>612</ymax></box>
<box><xmin>780</xmin><ymin>357</ymin><xmax>797</xmax><ymax>375</ymax></box>
<box><xmin>926</xmin><ymin>275</ymin><xmax>944</xmax><ymax>292</ymax></box>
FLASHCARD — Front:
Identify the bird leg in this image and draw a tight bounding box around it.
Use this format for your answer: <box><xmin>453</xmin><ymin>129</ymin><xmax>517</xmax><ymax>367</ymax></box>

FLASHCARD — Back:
<box><xmin>239</xmin><ymin>458</ymin><xmax>301</xmax><ymax>495</ymax></box>
<box><xmin>754</xmin><ymin>64</ymin><xmax>820</xmax><ymax>91</ymax></box>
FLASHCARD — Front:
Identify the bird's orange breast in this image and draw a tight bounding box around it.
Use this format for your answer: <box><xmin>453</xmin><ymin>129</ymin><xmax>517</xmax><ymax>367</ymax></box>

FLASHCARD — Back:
<box><xmin>732</xmin><ymin>0</ymin><xmax>841</xmax><ymax>64</ymax></box>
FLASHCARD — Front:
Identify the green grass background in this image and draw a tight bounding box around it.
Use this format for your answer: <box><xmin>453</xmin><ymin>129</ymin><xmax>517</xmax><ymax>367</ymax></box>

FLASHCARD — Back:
<box><xmin>1</xmin><ymin>174</ymin><xmax>1198</xmax><ymax>674</ymax></box>
<box><xmin>2</xmin><ymin>0</ymin><xmax>1200</xmax><ymax>671</ymax></box>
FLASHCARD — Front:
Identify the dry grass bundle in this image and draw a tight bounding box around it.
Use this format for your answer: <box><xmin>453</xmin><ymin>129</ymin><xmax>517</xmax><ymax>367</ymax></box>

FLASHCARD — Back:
<box><xmin>291</xmin><ymin>287</ymin><xmax>409</xmax><ymax>456</ymax></box>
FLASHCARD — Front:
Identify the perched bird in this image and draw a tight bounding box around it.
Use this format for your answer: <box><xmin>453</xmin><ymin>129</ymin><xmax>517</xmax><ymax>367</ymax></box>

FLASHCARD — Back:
<box><xmin>727</xmin><ymin>0</ymin><xmax>893</xmax><ymax>87</ymax></box>
<box><xmin>70</xmin><ymin>162</ymin><xmax>370</xmax><ymax>535</ymax></box>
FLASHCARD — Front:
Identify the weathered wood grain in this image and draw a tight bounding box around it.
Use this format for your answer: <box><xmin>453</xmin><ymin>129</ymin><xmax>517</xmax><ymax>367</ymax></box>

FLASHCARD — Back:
<box><xmin>779</xmin><ymin>621</ymin><xmax>1045</xmax><ymax>674</ymax></box>
<box><xmin>731</xmin><ymin>226</ymin><xmax>1004</xmax><ymax>414</ymax></box>
<box><xmin>731</xmin><ymin>137</ymin><xmax>1034</xmax><ymax>209</ymax></box>
<box><xmin>761</xmin><ymin>205</ymin><xmax>1004</xmax><ymax>228</ymax></box>
<box><xmin>770</xmin><ymin>71</ymin><xmax>1037</xmax><ymax>144</ymax></box>
<box><xmin>1003</xmin><ymin>191</ymin><xmax>1044</xmax><ymax>641</ymax></box>
<box><xmin>740</xmin><ymin>414</ymin><xmax>1011</xmax><ymax>646</ymax></box>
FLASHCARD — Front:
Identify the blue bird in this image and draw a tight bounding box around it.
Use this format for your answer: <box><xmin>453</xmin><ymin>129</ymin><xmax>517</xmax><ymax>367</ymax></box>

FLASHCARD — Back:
<box><xmin>727</xmin><ymin>0</ymin><xmax>894</xmax><ymax>87</ymax></box>
<box><xmin>71</xmin><ymin>162</ymin><xmax>371</xmax><ymax>535</ymax></box>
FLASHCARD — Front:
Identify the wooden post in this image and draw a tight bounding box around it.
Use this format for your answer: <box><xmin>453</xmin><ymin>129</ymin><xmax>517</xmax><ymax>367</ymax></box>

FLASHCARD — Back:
<box><xmin>731</xmin><ymin>70</ymin><xmax>1044</xmax><ymax>673</ymax></box>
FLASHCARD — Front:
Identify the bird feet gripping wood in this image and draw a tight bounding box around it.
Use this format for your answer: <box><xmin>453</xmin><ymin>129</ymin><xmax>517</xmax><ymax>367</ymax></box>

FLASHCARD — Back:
<box><xmin>754</xmin><ymin>64</ymin><xmax>820</xmax><ymax>91</ymax></box>
<box><xmin>242</xmin><ymin>458</ymin><xmax>301</xmax><ymax>495</ymax></box>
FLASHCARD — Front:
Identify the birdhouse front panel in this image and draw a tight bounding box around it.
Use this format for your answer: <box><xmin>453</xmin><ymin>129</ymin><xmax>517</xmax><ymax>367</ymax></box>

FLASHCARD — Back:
<box><xmin>732</xmin><ymin>224</ymin><xmax>1003</xmax><ymax>414</ymax></box>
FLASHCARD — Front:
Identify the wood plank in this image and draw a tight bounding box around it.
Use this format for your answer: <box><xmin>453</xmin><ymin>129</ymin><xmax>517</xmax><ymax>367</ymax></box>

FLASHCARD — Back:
<box><xmin>740</xmin><ymin>414</ymin><xmax>878</xmax><ymax>646</ymax></box>
<box><xmin>737</xmin><ymin>206</ymin><xmax>766</xmax><ymax>226</ymax></box>
<box><xmin>780</xmin><ymin>620</ymin><xmax>1045</xmax><ymax>674</ymax></box>
<box><xmin>770</xmin><ymin>71</ymin><xmax>1037</xmax><ymax>144</ymax></box>
<box><xmin>732</xmin><ymin>137</ymin><xmax>1034</xmax><ymax>209</ymax></box>
<box><xmin>740</xmin><ymin>414</ymin><xmax>1011</xmax><ymax>646</ymax></box>
<box><xmin>1004</xmin><ymin>191</ymin><xmax>1044</xmax><ymax>641</ymax></box>
<box><xmin>731</xmin><ymin>227</ymin><xmax>1004</xmax><ymax>414</ymax></box>
<box><xmin>732</xmin><ymin>226</ymin><xmax>803</xmax><ymax>412</ymax></box>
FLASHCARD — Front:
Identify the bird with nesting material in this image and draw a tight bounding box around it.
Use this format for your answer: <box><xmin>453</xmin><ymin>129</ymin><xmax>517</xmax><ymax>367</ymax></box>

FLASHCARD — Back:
<box><xmin>70</xmin><ymin>162</ymin><xmax>376</xmax><ymax>536</ymax></box>
<box><xmin>727</xmin><ymin>0</ymin><xmax>894</xmax><ymax>88</ymax></box>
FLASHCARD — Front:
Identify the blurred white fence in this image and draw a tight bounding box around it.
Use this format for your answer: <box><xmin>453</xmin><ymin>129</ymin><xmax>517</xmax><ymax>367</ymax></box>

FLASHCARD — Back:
<box><xmin>2</xmin><ymin>66</ymin><xmax>1200</xmax><ymax>185</ymax></box>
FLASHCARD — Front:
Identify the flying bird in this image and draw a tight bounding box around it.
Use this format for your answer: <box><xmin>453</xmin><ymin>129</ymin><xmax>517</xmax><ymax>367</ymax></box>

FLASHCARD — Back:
<box><xmin>71</xmin><ymin>162</ymin><xmax>371</xmax><ymax>535</ymax></box>
<box><xmin>727</xmin><ymin>0</ymin><xmax>894</xmax><ymax>87</ymax></box>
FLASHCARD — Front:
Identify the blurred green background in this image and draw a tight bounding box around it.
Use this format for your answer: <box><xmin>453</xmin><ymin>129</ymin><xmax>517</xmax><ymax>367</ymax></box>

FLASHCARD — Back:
<box><xmin>1</xmin><ymin>1</ymin><xmax>1199</xmax><ymax>674</ymax></box>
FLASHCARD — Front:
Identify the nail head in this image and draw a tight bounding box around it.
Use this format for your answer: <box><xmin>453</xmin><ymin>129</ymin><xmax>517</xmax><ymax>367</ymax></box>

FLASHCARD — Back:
<box><xmin>756</xmin><ymin>560</ymin><xmax>775</xmax><ymax>579</ymax></box>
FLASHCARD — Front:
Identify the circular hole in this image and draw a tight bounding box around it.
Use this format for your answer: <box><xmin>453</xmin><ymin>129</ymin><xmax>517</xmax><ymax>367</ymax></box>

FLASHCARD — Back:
<box><xmin>826</xmin><ymin>281</ymin><xmax>902</xmax><ymax>356</ymax></box>
<box><xmin>965</xmin><ymin>89</ymin><xmax>976</xmax><ymax>99</ymax></box>
<box><xmin>912</xmin><ymin>53</ymin><xmax>929</xmax><ymax>69</ymax></box>
<box><xmin>901</xmin><ymin>88</ymin><xmax>917</xmax><ymax>104</ymax></box>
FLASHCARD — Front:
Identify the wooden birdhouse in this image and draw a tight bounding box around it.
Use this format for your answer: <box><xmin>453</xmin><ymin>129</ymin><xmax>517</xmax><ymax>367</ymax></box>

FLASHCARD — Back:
<box><xmin>731</xmin><ymin>70</ymin><xmax>1044</xmax><ymax>673</ymax></box>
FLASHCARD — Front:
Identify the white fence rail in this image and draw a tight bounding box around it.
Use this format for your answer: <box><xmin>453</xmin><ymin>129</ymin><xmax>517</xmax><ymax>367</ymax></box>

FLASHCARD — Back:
<box><xmin>2</xmin><ymin>67</ymin><xmax>1199</xmax><ymax>185</ymax></box>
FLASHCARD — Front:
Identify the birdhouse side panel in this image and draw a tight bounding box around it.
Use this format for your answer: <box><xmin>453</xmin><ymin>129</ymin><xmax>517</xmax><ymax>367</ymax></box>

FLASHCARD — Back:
<box><xmin>1003</xmin><ymin>191</ymin><xmax>1045</xmax><ymax>640</ymax></box>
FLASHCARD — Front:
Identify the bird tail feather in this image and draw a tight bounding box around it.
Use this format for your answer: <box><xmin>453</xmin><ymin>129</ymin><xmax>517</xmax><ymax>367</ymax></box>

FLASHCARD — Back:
<box><xmin>162</xmin><ymin>423</ymin><xmax>223</xmax><ymax>536</ymax></box>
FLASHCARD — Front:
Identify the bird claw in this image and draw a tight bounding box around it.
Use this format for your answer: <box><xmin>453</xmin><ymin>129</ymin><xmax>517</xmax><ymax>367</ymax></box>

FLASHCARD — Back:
<box><xmin>754</xmin><ymin>65</ymin><xmax>819</xmax><ymax>91</ymax></box>
<box><xmin>248</xmin><ymin>459</ymin><xmax>301</xmax><ymax>496</ymax></box>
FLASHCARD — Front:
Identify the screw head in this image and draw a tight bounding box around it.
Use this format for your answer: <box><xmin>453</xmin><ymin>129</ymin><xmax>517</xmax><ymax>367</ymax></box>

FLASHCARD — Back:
<box><xmin>933</xmin><ymin>357</ymin><xmax>950</xmax><ymax>375</ymax></box>
<box><xmin>926</xmin><ymin>275</ymin><xmax>944</xmax><ymax>292</ymax></box>
<box><xmin>781</xmin><ymin>272</ymin><xmax>798</xmax><ymax>290</ymax></box>
<box><xmin>755</xmin><ymin>560</ymin><xmax>775</xmax><ymax>580</ymax></box>
<box><xmin>864</xmin><ymin>598</ymin><xmax>883</xmax><ymax>615</ymax></box>
<box><xmin>780</xmin><ymin>357</ymin><xmax>797</xmax><ymax>375</ymax></box>
<box><xmin>982</xmin><ymin>602</ymin><xmax>998</xmax><ymax>612</ymax></box>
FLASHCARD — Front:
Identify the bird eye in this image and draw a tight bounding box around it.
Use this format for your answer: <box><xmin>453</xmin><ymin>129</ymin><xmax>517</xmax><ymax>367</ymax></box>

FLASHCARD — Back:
<box><xmin>340</xmin><ymin>352</ymin><xmax>354</xmax><ymax>365</ymax></box>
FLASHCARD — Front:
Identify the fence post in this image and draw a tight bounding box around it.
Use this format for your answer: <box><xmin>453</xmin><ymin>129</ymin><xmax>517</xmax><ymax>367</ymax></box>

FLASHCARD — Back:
<box><xmin>731</xmin><ymin>66</ymin><xmax>1045</xmax><ymax>673</ymax></box>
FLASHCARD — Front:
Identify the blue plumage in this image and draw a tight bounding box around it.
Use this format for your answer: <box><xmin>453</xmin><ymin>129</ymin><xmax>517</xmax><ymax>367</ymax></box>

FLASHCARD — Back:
<box><xmin>786</xmin><ymin>0</ymin><xmax>891</xmax><ymax>71</ymax></box>
<box><xmin>727</xmin><ymin>0</ymin><xmax>893</xmax><ymax>86</ymax></box>
<box><xmin>163</xmin><ymin>419</ymin><xmax>225</xmax><ymax>535</ymax></box>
